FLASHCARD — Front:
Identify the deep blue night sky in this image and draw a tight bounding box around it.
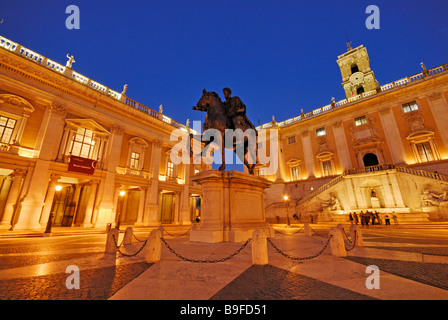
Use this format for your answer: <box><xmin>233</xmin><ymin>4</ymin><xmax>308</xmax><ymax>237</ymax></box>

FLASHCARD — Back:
<box><xmin>1</xmin><ymin>0</ymin><xmax>447</xmax><ymax>127</ymax></box>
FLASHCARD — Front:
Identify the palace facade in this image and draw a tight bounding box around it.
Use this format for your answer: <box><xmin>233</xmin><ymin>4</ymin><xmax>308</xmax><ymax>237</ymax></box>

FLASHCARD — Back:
<box><xmin>257</xmin><ymin>44</ymin><xmax>448</xmax><ymax>223</ymax></box>
<box><xmin>0</xmin><ymin>35</ymin><xmax>208</xmax><ymax>231</ymax></box>
<box><xmin>1</xmin><ymin>34</ymin><xmax>448</xmax><ymax>231</ymax></box>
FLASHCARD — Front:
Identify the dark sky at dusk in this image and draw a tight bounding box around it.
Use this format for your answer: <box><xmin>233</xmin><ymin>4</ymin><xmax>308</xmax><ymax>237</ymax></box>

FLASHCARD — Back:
<box><xmin>1</xmin><ymin>0</ymin><xmax>447</xmax><ymax>128</ymax></box>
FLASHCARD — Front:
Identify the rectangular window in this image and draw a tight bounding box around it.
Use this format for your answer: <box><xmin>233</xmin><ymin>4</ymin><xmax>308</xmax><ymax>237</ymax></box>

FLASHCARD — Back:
<box><xmin>316</xmin><ymin>127</ymin><xmax>326</xmax><ymax>137</ymax></box>
<box><xmin>167</xmin><ymin>160</ymin><xmax>174</xmax><ymax>177</ymax></box>
<box><xmin>130</xmin><ymin>152</ymin><xmax>140</xmax><ymax>170</ymax></box>
<box><xmin>70</xmin><ymin>127</ymin><xmax>96</xmax><ymax>159</ymax></box>
<box><xmin>322</xmin><ymin>160</ymin><xmax>333</xmax><ymax>176</ymax></box>
<box><xmin>287</xmin><ymin>136</ymin><xmax>296</xmax><ymax>145</ymax></box>
<box><xmin>355</xmin><ymin>116</ymin><xmax>367</xmax><ymax>126</ymax></box>
<box><xmin>416</xmin><ymin>142</ymin><xmax>434</xmax><ymax>162</ymax></box>
<box><xmin>402</xmin><ymin>101</ymin><xmax>418</xmax><ymax>113</ymax></box>
<box><xmin>0</xmin><ymin>116</ymin><xmax>17</xmax><ymax>144</ymax></box>
<box><xmin>290</xmin><ymin>166</ymin><xmax>300</xmax><ymax>181</ymax></box>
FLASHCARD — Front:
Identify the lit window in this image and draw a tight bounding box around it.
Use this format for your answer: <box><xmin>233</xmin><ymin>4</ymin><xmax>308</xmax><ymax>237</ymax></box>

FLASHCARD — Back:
<box><xmin>402</xmin><ymin>101</ymin><xmax>418</xmax><ymax>113</ymax></box>
<box><xmin>291</xmin><ymin>166</ymin><xmax>300</xmax><ymax>181</ymax></box>
<box><xmin>322</xmin><ymin>160</ymin><xmax>333</xmax><ymax>176</ymax></box>
<box><xmin>316</xmin><ymin>127</ymin><xmax>326</xmax><ymax>137</ymax></box>
<box><xmin>167</xmin><ymin>160</ymin><xmax>174</xmax><ymax>177</ymax></box>
<box><xmin>258</xmin><ymin>168</ymin><xmax>265</xmax><ymax>177</ymax></box>
<box><xmin>130</xmin><ymin>152</ymin><xmax>140</xmax><ymax>170</ymax></box>
<box><xmin>355</xmin><ymin>116</ymin><xmax>367</xmax><ymax>126</ymax></box>
<box><xmin>70</xmin><ymin>127</ymin><xmax>96</xmax><ymax>159</ymax></box>
<box><xmin>416</xmin><ymin>142</ymin><xmax>434</xmax><ymax>162</ymax></box>
<box><xmin>0</xmin><ymin>116</ymin><xmax>17</xmax><ymax>144</ymax></box>
<box><xmin>287</xmin><ymin>136</ymin><xmax>296</xmax><ymax>145</ymax></box>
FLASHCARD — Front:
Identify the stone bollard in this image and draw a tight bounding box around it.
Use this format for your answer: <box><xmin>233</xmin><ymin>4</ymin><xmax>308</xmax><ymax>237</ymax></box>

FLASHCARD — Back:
<box><xmin>105</xmin><ymin>228</ymin><xmax>119</xmax><ymax>254</ymax></box>
<box><xmin>145</xmin><ymin>229</ymin><xmax>162</xmax><ymax>263</ymax></box>
<box><xmin>350</xmin><ymin>224</ymin><xmax>365</xmax><ymax>247</ymax></box>
<box><xmin>123</xmin><ymin>227</ymin><xmax>133</xmax><ymax>245</ymax></box>
<box><xmin>252</xmin><ymin>229</ymin><xmax>269</xmax><ymax>265</ymax></box>
<box><xmin>328</xmin><ymin>227</ymin><xmax>347</xmax><ymax>257</ymax></box>
<box><xmin>304</xmin><ymin>223</ymin><xmax>312</xmax><ymax>236</ymax></box>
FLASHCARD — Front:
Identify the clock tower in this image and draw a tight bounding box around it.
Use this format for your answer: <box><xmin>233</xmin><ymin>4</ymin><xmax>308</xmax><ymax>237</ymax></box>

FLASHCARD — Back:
<box><xmin>337</xmin><ymin>44</ymin><xmax>377</xmax><ymax>99</ymax></box>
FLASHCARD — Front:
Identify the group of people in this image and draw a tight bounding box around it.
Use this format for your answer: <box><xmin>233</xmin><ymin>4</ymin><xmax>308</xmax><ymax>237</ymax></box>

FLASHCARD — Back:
<box><xmin>349</xmin><ymin>211</ymin><xmax>398</xmax><ymax>226</ymax></box>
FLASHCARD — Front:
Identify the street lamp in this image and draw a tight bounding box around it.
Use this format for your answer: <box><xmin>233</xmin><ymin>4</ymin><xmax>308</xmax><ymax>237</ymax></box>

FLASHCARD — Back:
<box><xmin>283</xmin><ymin>195</ymin><xmax>291</xmax><ymax>228</ymax></box>
<box><xmin>116</xmin><ymin>190</ymin><xmax>125</xmax><ymax>230</ymax></box>
<box><xmin>44</xmin><ymin>185</ymin><xmax>63</xmax><ymax>236</ymax></box>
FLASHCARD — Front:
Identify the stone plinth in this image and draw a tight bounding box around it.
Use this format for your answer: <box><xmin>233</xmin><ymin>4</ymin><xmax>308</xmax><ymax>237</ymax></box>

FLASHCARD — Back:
<box><xmin>190</xmin><ymin>170</ymin><xmax>274</xmax><ymax>243</ymax></box>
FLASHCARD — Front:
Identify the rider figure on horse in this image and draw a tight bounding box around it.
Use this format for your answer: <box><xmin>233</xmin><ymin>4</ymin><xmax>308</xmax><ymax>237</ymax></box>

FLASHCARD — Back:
<box><xmin>222</xmin><ymin>87</ymin><xmax>257</xmax><ymax>134</ymax></box>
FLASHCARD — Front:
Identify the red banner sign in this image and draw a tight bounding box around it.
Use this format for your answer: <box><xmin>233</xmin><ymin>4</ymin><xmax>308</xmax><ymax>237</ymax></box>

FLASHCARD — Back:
<box><xmin>68</xmin><ymin>156</ymin><xmax>97</xmax><ymax>175</ymax></box>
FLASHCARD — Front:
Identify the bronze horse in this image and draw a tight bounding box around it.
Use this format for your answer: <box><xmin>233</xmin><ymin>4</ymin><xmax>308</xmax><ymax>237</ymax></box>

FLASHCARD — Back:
<box><xmin>192</xmin><ymin>89</ymin><xmax>258</xmax><ymax>174</ymax></box>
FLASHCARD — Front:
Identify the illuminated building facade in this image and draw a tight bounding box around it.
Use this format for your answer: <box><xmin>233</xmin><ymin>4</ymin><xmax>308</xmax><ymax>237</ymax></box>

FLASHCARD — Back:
<box><xmin>258</xmin><ymin>45</ymin><xmax>448</xmax><ymax>223</ymax></box>
<box><xmin>0</xmin><ymin>35</ymin><xmax>207</xmax><ymax>231</ymax></box>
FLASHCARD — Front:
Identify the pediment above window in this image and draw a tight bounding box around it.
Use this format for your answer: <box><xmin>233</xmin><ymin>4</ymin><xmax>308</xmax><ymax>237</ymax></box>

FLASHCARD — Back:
<box><xmin>129</xmin><ymin>137</ymin><xmax>149</xmax><ymax>148</ymax></box>
<box><xmin>65</xmin><ymin>119</ymin><xmax>110</xmax><ymax>136</ymax></box>
<box><xmin>286</xmin><ymin>158</ymin><xmax>301</xmax><ymax>166</ymax></box>
<box><xmin>0</xmin><ymin>94</ymin><xmax>35</xmax><ymax>117</ymax></box>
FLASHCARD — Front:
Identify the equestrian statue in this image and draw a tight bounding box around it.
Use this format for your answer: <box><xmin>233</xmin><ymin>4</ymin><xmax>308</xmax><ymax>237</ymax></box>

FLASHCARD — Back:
<box><xmin>192</xmin><ymin>88</ymin><xmax>259</xmax><ymax>174</ymax></box>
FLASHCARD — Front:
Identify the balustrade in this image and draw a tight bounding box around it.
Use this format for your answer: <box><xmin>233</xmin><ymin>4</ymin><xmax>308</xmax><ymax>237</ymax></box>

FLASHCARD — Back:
<box><xmin>1</xmin><ymin>34</ymin><xmax>446</xmax><ymax>137</ymax></box>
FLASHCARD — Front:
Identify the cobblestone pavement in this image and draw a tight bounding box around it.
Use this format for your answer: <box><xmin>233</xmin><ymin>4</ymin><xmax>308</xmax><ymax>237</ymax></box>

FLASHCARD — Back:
<box><xmin>210</xmin><ymin>264</ymin><xmax>376</xmax><ymax>300</ymax></box>
<box><xmin>0</xmin><ymin>224</ymin><xmax>447</xmax><ymax>302</ymax></box>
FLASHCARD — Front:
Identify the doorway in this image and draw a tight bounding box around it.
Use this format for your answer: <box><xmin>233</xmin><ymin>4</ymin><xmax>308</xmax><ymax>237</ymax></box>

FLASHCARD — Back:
<box><xmin>160</xmin><ymin>193</ymin><xmax>175</xmax><ymax>223</ymax></box>
<box><xmin>190</xmin><ymin>196</ymin><xmax>202</xmax><ymax>222</ymax></box>
<box><xmin>363</xmin><ymin>153</ymin><xmax>379</xmax><ymax>167</ymax></box>
<box><xmin>52</xmin><ymin>185</ymin><xmax>77</xmax><ymax>227</ymax></box>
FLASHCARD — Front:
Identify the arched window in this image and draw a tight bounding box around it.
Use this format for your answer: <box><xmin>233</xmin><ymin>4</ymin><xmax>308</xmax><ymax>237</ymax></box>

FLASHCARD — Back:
<box><xmin>357</xmin><ymin>86</ymin><xmax>365</xmax><ymax>95</ymax></box>
<box><xmin>363</xmin><ymin>153</ymin><xmax>379</xmax><ymax>167</ymax></box>
<box><xmin>351</xmin><ymin>65</ymin><xmax>359</xmax><ymax>74</ymax></box>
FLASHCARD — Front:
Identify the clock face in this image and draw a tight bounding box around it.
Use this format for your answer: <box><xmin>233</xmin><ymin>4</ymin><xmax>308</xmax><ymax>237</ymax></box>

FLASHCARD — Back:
<box><xmin>350</xmin><ymin>72</ymin><xmax>364</xmax><ymax>86</ymax></box>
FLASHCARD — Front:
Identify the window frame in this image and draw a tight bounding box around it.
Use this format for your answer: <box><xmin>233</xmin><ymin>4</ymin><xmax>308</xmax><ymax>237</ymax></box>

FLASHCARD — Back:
<box><xmin>402</xmin><ymin>101</ymin><xmax>419</xmax><ymax>113</ymax></box>
<box><xmin>406</xmin><ymin>130</ymin><xmax>440</xmax><ymax>164</ymax></box>
<box><xmin>316</xmin><ymin>127</ymin><xmax>326</xmax><ymax>137</ymax></box>
<box><xmin>355</xmin><ymin>115</ymin><xmax>368</xmax><ymax>126</ymax></box>
<box><xmin>0</xmin><ymin>115</ymin><xmax>18</xmax><ymax>144</ymax></box>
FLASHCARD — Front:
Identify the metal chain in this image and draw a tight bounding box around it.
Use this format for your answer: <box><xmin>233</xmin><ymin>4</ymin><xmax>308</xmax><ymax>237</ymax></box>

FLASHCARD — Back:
<box><xmin>163</xmin><ymin>226</ymin><xmax>193</xmax><ymax>237</ymax></box>
<box><xmin>344</xmin><ymin>230</ymin><xmax>356</xmax><ymax>251</ymax></box>
<box><xmin>112</xmin><ymin>234</ymin><xmax>148</xmax><ymax>257</ymax></box>
<box><xmin>341</xmin><ymin>227</ymin><xmax>352</xmax><ymax>243</ymax></box>
<box><xmin>161</xmin><ymin>236</ymin><xmax>251</xmax><ymax>263</ymax></box>
<box><xmin>132</xmin><ymin>233</ymin><xmax>147</xmax><ymax>243</ymax></box>
<box><xmin>309</xmin><ymin>225</ymin><xmax>326</xmax><ymax>238</ymax></box>
<box><xmin>273</xmin><ymin>225</ymin><xmax>304</xmax><ymax>235</ymax></box>
<box><xmin>267</xmin><ymin>235</ymin><xmax>332</xmax><ymax>261</ymax></box>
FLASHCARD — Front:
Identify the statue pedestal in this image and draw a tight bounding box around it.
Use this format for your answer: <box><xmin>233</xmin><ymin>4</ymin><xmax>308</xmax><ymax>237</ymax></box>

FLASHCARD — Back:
<box><xmin>190</xmin><ymin>170</ymin><xmax>274</xmax><ymax>243</ymax></box>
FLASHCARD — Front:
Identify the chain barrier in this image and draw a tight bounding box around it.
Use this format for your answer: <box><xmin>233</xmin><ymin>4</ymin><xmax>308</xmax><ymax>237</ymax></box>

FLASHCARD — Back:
<box><xmin>273</xmin><ymin>225</ymin><xmax>304</xmax><ymax>235</ymax></box>
<box><xmin>341</xmin><ymin>227</ymin><xmax>353</xmax><ymax>243</ymax></box>
<box><xmin>344</xmin><ymin>230</ymin><xmax>356</xmax><ymax>251</ymax></box>
<box><xmin>112</xmin><ymin>234</ymin><xmax>148</xmax><ymax>257</ymax></box>
<box><xmin>163</xmin><ymin>226</ymin><xmax>193</xmax><ymax>237</ymax></box>
<box><xmin>309</xmin><ymin>225</ymin><xmax>326</xmax><ymax>238</ymax></box>
<box><xmin>266</xmin><ymin>235</ymin><xmax>332</xmax><ymax>261</ymax></box>
<box><xmin>161</xmin><ymin>236</ymin><xmax>251</xmax><ymax>263</ymax></box>
<box><xmin>132</xmin><ymin>233</ymin><xmax>147</xmax><ymax>243</ymax></box>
